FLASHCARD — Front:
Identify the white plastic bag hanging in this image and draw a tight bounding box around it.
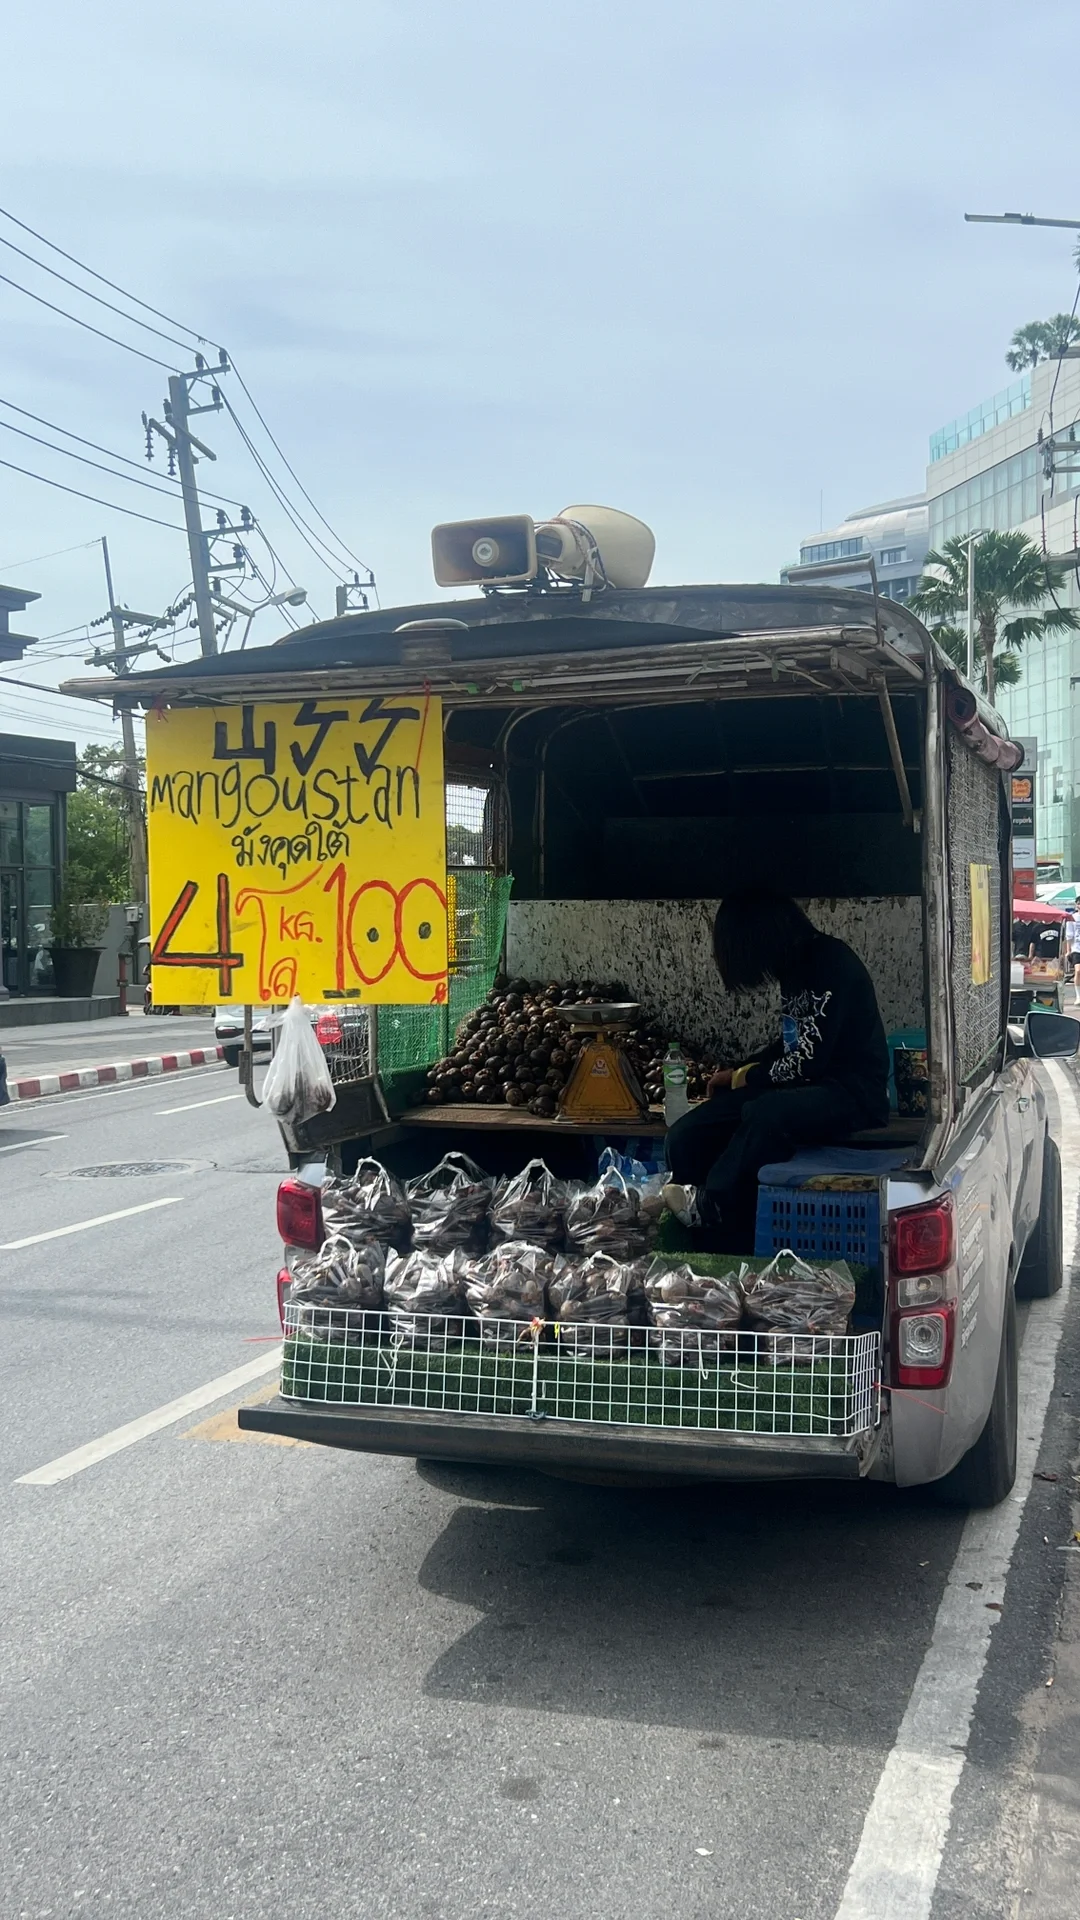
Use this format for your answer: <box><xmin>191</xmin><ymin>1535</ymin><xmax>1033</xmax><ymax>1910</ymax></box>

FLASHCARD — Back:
<box><xmin>262</xmin><ymin>996</ymin><xmax>336</xmax><ymax>1125</ymax></box>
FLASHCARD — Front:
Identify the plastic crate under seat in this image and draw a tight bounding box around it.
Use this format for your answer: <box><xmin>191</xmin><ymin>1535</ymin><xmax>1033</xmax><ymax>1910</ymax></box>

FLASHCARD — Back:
<box><xmin>753</xmin><ymin>1147</ymin><xmax>908</xmax><ymax>1265</ymax></box>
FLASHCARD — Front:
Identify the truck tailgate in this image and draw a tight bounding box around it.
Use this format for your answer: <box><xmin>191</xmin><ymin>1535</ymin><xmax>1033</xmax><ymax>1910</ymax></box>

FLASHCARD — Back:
<box><xmin>238</xmin><ymin>1396</ymin><xmax>870</xmax><ymax>1481</ymax></box>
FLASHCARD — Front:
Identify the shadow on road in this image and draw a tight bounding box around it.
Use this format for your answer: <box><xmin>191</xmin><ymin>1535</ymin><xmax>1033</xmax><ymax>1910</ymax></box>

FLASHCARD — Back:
<box><xmin>414</xmin><ymin>1461</ymin><xmax>964</xmax><ymax>1745</ymax></box>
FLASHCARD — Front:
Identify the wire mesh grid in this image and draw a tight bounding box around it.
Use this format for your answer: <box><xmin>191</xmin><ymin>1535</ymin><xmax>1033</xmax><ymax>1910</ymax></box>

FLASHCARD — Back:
<box><xmin>310</xmin><ymin>1007</ymin><xmax>372</xmax><ymax>1085</ymax></box>
<box><xmin>375</xmin><ymin>777</ymin><xmax>511</xmax><ymax>1079</ymax></box>
<box><xmin>947</xmin><ymin>728</ymin><xmax>1003</xmax><ymax>1085</ymax></box>
<box><xmin>281</xmin><ymin>1305</ymin><xmax>881</xmax><ymax>1439</ymax></box>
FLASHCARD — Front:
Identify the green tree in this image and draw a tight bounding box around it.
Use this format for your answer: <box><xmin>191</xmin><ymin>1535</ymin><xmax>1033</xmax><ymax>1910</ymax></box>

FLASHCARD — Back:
<box><xmin>1005</xmin><ymin>312</ymin><xmax>1080</xmax><ymax>371</ymax></box>
<box><xmin>909</xmin><ymin>530</ymin><xmax>1080</xmax><ymax>705</ymax></box>
<box><xmin>928</xmin><ymin>622</ymin><xmax>1023</xmax><ymax>694</ymax></box>
<box><xmin>64</xmin><ymin>745</ymin><xmax>138</xmax><ymax>902</ymax></box>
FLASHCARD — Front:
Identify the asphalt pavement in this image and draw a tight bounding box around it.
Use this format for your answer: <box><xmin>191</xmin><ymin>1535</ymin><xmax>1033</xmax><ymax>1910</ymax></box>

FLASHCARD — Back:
<box><xmin>0</xmin><ymin>1066</ymin><xmax>1078</xmax><ymax>1919</ymax></box>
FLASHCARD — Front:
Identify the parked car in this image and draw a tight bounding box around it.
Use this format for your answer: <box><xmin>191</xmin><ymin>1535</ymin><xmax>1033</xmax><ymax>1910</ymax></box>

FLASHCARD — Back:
<box><xmin>215</xmin><ymin>1006</ymin><xmax>274</xmax><ymax>1069</ymax></box>
<box><xmin>0</xmin><ymin>1048</ymin><xmax>9</xmax><ymax>1107</ymax></box>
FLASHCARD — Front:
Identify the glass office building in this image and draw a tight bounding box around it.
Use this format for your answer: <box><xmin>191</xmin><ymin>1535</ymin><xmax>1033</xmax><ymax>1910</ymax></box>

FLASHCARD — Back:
<box><xmin>926</xmin><ymin>356</ymin><xmax>1080</xmax><ymax>877</ymax></box>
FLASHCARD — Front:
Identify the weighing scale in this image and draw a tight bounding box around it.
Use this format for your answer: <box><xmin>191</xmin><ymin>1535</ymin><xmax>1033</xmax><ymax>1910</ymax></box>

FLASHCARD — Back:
<box><xmin>557</xmin><ymin>1002</ymin><xmax>648</xmax><ymax>1125</ymax></box>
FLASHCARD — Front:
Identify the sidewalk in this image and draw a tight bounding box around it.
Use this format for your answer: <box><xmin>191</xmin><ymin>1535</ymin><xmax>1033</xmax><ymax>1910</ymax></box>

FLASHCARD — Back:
<box><xmin>0</xmin><ymin>1011</ymin><xmax>223</xmax><ymax>1101</ymax></box>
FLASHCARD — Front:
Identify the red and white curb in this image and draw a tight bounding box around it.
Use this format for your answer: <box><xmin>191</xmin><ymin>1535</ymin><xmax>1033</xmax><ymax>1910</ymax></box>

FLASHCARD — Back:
<box><xmin>6</xmin><ymin>1046</ymin><xmax>224</xmax><ymax>1103</ymax></box>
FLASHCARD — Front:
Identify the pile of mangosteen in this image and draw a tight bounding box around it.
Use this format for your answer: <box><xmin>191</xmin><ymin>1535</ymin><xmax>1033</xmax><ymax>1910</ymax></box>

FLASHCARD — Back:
<box><xmin>424</xmin><ymin>978</ymin><xmax>715</xmax><ymax>1118</ymax></box>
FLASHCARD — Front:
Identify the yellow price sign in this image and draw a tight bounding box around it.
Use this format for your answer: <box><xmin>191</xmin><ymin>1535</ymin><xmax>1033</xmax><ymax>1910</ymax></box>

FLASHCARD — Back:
<box><xmin>145</xmin><ymin>695</ymin><xmax>447</xmax><ymax>1005</ymax></box>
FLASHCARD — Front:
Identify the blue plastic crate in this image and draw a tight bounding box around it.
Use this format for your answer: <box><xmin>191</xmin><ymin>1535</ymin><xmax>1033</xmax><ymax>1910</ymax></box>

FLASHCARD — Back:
<box><xmin>753</xmin><ymin>1149</ymin><xmax>906</xmax><ymax>1265</ymax></box>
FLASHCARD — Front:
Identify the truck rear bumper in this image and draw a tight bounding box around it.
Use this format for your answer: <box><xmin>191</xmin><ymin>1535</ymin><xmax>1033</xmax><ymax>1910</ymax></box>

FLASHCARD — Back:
<box><xmin>239</xmin><ymin>1396</ymin><xmax>874</xmax><ymax>1482</ymax></box>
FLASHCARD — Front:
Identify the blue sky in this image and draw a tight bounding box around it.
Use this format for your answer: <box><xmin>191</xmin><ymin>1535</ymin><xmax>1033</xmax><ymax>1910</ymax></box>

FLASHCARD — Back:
<box><xmin>1</xmin><ymin>0</ymin><xmax>1077</xmax><ymax>745</ymax></box>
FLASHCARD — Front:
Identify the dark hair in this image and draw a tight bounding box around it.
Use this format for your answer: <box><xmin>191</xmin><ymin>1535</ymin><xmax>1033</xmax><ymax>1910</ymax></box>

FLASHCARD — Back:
<box><xmin>711</xmin><ymin>889</ymin><xmax>816</xmax><ymax>992</ymax></box>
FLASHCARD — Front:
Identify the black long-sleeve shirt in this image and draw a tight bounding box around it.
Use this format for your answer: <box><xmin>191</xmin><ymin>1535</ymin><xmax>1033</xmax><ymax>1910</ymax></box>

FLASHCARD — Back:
<box><xmin>742</xmin><ymin>933</ymin><xmax>890</xmax><ymax>1125</ymax></box>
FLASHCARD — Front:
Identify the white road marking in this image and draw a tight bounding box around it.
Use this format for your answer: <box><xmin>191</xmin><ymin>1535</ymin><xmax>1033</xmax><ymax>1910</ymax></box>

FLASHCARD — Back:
<box><xmin>0</xmin><ymin>1196</ymin><xmax>182</xmax><ymax>1249</ymax></box>
<box><xmin>156</xmin><ymin>1093</ymin><xmax>243</xmax><ymax>1114</ymax></box>
<box><xmin>15</xmin><ymin>1349</ymin><xmax>284</xmax><ymax>1485</ymax></box>
<box><xmin>0</xmin><ymin>1134</ymin><xmax>66</xmax><ymax>1155</ymax></box>
<box><xmin>832</xmin><ymin>1059</ymin><xmax>1078</xmax><ymax>1920</ymax></box>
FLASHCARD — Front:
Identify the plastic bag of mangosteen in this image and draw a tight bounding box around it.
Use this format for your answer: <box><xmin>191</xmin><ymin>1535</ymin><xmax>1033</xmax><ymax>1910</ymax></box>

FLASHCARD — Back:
<box><xmin>490</xmin><ymin>1158</ymin><xmax>569</xmax><ymax>1249</ymax></box>
<box><xmin>643</xmin><ymin>1258</ymin><xmax>742</xmax><ymax>1368</ymax></box>
<box><xmin>462</xmin><ymin>1240</ymin><xmax>560</xmax><ymax>1347</ymax></box>
<box><xmin>322</xmin><ymin>1158</ymin><xmax>412</xmax><ymax>1252</ymax></box>
<box><xmin>741</xmin><ymin>1251</ymin><xmax>856</xmax><ymax>1366</ymax></box>
<box><xmin>565</xmin><ymin>1162</ymin><xmax>655</xmax><ymax>1260</ymax></box>
<box><xmin>549</xmin><ymin>1252</ymin><xmax>634</xmax><ymax>1356</ymax></box>
<box><xmin>406</xmin><ymin>1151</ymin><xmax>492</xmax><ymax>1253</ymax></box>
<box><xmin>383</xmin><ymin>1247</ymin><xmax>470</xmax><ymax>1348</ymax></box>
<box><xmin>289</xmin><ymin>1233</ymin><xmax>386</xmax><ymax>1344</ymax></box>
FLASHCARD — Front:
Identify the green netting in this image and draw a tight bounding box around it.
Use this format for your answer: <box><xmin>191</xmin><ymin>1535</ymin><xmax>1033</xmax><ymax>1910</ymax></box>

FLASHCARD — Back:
<box><xmin>375</xmin><ymin>872</ymin><xmax>512</xmax><ymax>1077</ymax></box>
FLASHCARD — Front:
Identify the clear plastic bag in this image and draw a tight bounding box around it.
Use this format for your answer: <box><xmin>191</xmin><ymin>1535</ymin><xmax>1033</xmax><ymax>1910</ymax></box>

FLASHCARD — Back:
<box><xmin>740</xmin><ymin>1250</ymin><xmax>856</xmax><ymax>1365</ymax></box>
<box><xmin>323</xmin><ymin>1158</ymin><xmax>412</xmax><ymax>1252</ymax></box>
<box><xmin>491</xmin><ymin>1159</ymin><xmax>568</xmax><ymax>1250</ymax></box>
<box><xmin>290</xmin><ymin>1233</ymin><xmax>385</xmax><ymax>1343</ymax></box>
<box><xmin>406</xmin><ymin>1152</ymin><xmax>492</xmax><ymax>1254</ymax></box>
<box><xmin>643</xmin><ymin>1257</ymin><xmax>742</xmax><ymax>1368</ymax></box>
<box><xmin>565</xmin><ymin>1163</ymin><xmax>653</xmax><ymax>1260</ymax></box>
<box><xmin>463</xmin><ymin>1240</ymin><xmax>558</xmax><ymax>1347</ymax></box>
<box><xmin>262</xmin><ymin>996</ymin><xmax>336</xmax><ymax>1125</ymax></box>
<box><xmin>384</xmin><ymin>1247</ymin><xmax>469</xmax><ymax>1348</ymax></box>
<box><xmin>549</xmin><ymin>1252</ymin><xmax>634</xmax><ymax>1357</ymax></box>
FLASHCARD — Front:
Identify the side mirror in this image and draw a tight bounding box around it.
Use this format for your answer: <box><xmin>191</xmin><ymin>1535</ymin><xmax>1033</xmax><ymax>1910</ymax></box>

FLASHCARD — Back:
<box><xmin>1024</xmin><ymin>1010</ymin><xmax>1080</xmax><ymax>1058</ymax></box>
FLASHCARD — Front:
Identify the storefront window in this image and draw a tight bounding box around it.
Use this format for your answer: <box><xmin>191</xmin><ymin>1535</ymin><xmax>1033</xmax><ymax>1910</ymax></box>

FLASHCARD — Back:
<box><xmin>0</xmin><ymin>795</ymin><xmax>60</xmax><ymax>993</ymax></box>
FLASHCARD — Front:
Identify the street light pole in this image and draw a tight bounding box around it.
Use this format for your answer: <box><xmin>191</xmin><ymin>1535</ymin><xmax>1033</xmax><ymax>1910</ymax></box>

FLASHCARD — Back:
<box><xmin>965</xmin><ymin>212</ymin><xmax>1080</xmax><ymax>230</ymax></box>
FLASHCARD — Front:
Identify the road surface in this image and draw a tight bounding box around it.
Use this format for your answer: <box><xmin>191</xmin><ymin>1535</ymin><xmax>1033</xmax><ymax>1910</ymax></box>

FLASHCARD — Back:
<box><xmin>1</xmin><ymin>1063</ymin><xmax>1077</xmax><ymax>1919</ymax></box>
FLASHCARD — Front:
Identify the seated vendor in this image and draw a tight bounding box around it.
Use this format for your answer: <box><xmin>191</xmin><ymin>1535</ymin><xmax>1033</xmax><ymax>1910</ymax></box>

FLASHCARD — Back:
<box><xmin>666</xmin><ymin>889</ymin><xmax>890</xmax><ymax>1251</ymax></box>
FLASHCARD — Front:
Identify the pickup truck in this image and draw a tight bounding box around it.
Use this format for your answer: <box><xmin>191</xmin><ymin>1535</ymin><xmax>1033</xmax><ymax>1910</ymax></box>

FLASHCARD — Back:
<box><xmin>73</xmin><ymin>568</ymin><xmax>1077</xmax><ymax>1506</ymax></box>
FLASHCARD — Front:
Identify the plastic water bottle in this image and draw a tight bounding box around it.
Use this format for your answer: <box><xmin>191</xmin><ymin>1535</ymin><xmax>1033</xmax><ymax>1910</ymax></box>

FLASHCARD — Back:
<box><xmin>663</xmin><ymin>1042</ymin><xmax>690</xmax><ymax>1124</ymax></box>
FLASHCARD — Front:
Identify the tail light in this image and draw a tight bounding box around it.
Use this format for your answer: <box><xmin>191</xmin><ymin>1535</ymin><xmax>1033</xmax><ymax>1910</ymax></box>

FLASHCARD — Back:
<box><xmin>889</xmin><ymin>1193</ymin><xmax>957</xmax><ymax>1390</ymax></box>
<box><xmin>890</xmin><ymin>1194</ymin><xmax>954</xmax><ymax>1276</ymax></box>
<box><xmin>276</xmin><ymin>1177</ymin><xmax>323</xmax><ymax>1250</ymax></box>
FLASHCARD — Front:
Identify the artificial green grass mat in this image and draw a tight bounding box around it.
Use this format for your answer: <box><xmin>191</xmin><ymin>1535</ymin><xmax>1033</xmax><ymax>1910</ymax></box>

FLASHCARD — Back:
<box><xmin>280</xmin><ymin>1335</ymin><xmax>866</xmax><ymax>1434</ymax></box>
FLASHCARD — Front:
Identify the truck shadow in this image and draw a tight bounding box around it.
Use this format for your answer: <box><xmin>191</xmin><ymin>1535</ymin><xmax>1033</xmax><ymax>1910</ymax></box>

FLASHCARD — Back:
<box><xmin>415</xmin><ymin>1462</ymin><xmax>963</xmax><ymax>1745</ymax></box>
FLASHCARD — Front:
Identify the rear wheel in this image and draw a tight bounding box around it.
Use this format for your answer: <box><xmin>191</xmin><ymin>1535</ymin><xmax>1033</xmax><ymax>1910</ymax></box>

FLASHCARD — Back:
<box><xmin>1016</xmin><ymin>1135</ymin><xmax>1063</xmax><ymax>1299</ymax></box>
<box><xmin>222</xmin><ymin>1045</ymin><xmax>241</xmax><ymax>1068</ymax></box>
<box><xmin>936</xmin><ymin>1289</ymin><xmax>1017</xmax><ymax>1508</ymax></box>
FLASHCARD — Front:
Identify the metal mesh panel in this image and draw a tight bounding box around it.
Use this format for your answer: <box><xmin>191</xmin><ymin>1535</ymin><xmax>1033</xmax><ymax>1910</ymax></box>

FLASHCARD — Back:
<box><xmin>281</xmin><ymin>1306</ymin><xmax>881</xmax><ymax>1439</ymax></box>
<box><xmin>946</xmin><ymin>728</ymin><xmax>1003</xmax><ymax>1085</ymax></box>
<box><xmin>375</xmin><ymin>779</ymin><xmax>511</xmax><ymax>1078</ymax></box>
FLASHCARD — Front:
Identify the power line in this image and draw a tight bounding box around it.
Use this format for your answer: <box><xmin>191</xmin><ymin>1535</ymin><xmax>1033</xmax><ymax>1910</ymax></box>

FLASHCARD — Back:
<box><xmin>0</xmin><ymin>229</ymin><xmax>194</xmax><ymax>357</ymax></box>
<box><xmin>0</xmin><ymin>453</ymin><xmax>183</xmax><ymax>530</ymax></box>
<box><xmin>0</xmin><ymin>204</ymin><xmax>374</xmax><ymax>597</ymax></box>
<box><xmin>229</xmin><ymin>363</ymin><xmax>375</xmax><ymax>579</ymax></box>
<box><xmin>0</xmin><ymin>396</ymin><xmax>247</xmax><ymax>508</ymax></box>
<box><xmin>220</xmin><ymin>392</ymin><xmax>350</xmax><ymax>582</ymax></box>
<box><xmin>0</xmin><ymin>414</ymin><xmax>227</xmax><ymax>506</ymax></box>
<box><xmin>0</xmin><ymin>201</ymin><xmax>221</xmax><ymax>351</ymax></box>
<box><xmin>0</xmin><ymin>536</ymin><xmax>102</xmax><ymax>573</ymax></box>
<box><xmin>0</xmin><ymin>268</ymin><xmax>179</xmax><ymax>371</ymax></box>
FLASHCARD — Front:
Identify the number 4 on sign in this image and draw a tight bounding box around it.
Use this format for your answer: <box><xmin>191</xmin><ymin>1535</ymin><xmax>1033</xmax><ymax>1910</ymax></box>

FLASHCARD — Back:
<box><xmin>150</xmin><ymin>876</ymin><xmax>244</xmax><ymax>995</ymax></box>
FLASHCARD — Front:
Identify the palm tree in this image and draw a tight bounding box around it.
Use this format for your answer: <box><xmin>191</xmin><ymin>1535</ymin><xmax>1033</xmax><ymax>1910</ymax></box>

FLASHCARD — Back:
<box><xmin>909</xmin><ymin>530</ymin><xmax>1080</xmax><ymax>704</ymax></box>
<box><xmin>1005</xmin><ymin>313</ymin><xmax>1080</xmax><ymax>371</ymax></box>
<box><xmin>929</xmin><ymin>622</ymin><xmax>1023</xmax><ymax>694</ymax></box>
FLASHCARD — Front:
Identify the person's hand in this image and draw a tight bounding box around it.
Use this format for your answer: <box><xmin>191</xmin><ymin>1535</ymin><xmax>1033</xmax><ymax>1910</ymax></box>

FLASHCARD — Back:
<box><xmin>707</xmin><ymin>1067</ymin><xmax>734</xmax><ymax>1094</ymax></box>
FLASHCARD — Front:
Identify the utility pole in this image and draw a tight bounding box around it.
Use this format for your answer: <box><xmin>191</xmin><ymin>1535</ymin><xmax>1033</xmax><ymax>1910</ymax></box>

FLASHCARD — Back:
<box><xmin>91</xmin><ymin>536</ymin><xmax>175</xmax><ymax>909</ymax></box>
<box><xmin>143</xmin><ymin>354</ymin><xmax>253</xmax><ymax>660</ymax></box>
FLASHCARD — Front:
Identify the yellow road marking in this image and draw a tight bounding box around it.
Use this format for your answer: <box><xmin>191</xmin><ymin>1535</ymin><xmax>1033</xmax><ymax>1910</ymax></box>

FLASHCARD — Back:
<box><xmin>183</xmin><ymin>1380</ymin><xmax>309</xmax><ymax>1448</ymax></box>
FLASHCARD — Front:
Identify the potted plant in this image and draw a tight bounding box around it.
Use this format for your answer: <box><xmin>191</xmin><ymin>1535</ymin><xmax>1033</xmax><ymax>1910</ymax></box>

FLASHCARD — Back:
<box><xmin>48</xmin><ymin>883</ymin><xmax>108</xmax><ymax>997</ymax></box>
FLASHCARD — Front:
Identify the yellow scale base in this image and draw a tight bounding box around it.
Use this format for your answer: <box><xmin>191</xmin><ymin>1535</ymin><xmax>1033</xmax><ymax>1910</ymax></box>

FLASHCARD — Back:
<box><xmin>558</xmin><ymin>1035</ymin><xmax>647</xmax><ymax>1126</ymax></box>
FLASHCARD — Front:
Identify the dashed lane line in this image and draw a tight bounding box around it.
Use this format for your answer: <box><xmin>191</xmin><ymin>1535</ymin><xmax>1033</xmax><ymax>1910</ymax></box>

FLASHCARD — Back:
<box><xmin>0</xmin><ymin>1196</ymin><xmax>182</xmax><ymax>1249</ymax></box>
<box><xmin>0</xmin><ymin>1134</ymin><xmax>66</xmax><ymax>1155</ymax></box>
<box><xmin>156</xmin><ymin>1094</ymin><xmax>243</xmax><ymax>1115</ymax></box>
